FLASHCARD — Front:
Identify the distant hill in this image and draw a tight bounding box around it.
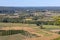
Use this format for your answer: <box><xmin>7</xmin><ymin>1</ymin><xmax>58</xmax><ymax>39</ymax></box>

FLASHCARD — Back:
<box><xmin>0</xmin><ymin>7</ymin><xmax>60</xmax><ymax>14</ymax></box>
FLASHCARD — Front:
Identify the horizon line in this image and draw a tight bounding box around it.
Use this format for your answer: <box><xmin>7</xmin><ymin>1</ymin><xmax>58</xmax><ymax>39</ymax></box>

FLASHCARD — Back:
<box><xmin>0</xmin><ymin>6</ymin><xmax>60</xmax><ymax>7</ymax></box>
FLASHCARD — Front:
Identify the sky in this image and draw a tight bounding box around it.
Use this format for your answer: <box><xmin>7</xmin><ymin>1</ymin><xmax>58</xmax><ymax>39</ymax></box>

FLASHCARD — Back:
<box><xmin>0</xmin><ymin>0</ymin><xmax>60</xmax><ymax>7</ymax></box>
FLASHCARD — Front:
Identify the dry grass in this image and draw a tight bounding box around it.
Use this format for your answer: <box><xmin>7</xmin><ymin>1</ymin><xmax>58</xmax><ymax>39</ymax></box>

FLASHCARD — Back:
<box><xmin>0</xmin><ymin>23</ymin><xmax>60</xmax><ymax>40</ymax></box>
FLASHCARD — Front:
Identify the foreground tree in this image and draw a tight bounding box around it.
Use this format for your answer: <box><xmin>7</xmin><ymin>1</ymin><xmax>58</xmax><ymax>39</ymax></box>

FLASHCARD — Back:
<box><xmin>36</xmin><ymin>21</ymin><xmax>43</xmax><ymax>29</ymax></box>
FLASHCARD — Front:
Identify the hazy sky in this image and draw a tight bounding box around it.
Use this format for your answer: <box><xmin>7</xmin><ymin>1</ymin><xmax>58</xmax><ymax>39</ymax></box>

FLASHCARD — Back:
<box><xmin>0</xmin><ymin>0</ymin><xmax>60</xmax><ymax>7</ymax></box>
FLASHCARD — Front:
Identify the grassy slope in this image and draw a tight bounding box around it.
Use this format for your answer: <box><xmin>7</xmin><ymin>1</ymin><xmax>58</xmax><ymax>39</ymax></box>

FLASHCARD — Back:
<box><xmin>0</xmin><ymin>34</ymin><xmax>26</xmax><ymax>40</ymax></box>
<box><xmin>43</xmin><ymin>25</ymin><xmax>60</xmax><ymax>29</ymax></box>
<box><xmin>0</xmin><ymin>23</ymin><xmax>60</xmax><ymax>29</ymax></box>
<box><xmin>0</xmin><ymin>23</ymin><xmax>59</xmax><ymax>40</ymax></box>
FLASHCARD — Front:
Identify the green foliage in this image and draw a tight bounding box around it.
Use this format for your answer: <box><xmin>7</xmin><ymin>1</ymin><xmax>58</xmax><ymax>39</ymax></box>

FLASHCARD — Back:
<box><xmin>0</xmin><ymin>17</ymin><xmax>56</xmax><ymax>25</ymax></box>
<box><xmin>0</xmin><ymin>30</ymin><xmax>38</xmax><ymax>38</ymax></box>
<box><xmin>54</xmin><ymin>37</ymin><xmax>60</xmax><ymax>40</ymax></box>
<box><xmin>53</xmin><ymin>16</ymin><xmax>60</xmax><ymax>25</ymax></box>
<box><xmin>32</xmin><ymin>16</ymin><xmax>39</xmax><ymax>20</ymax></box>
<box><xmin>36</xmin><ymin>21</ymin><xmax>44</xmax><ymax>29</ymax></box>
